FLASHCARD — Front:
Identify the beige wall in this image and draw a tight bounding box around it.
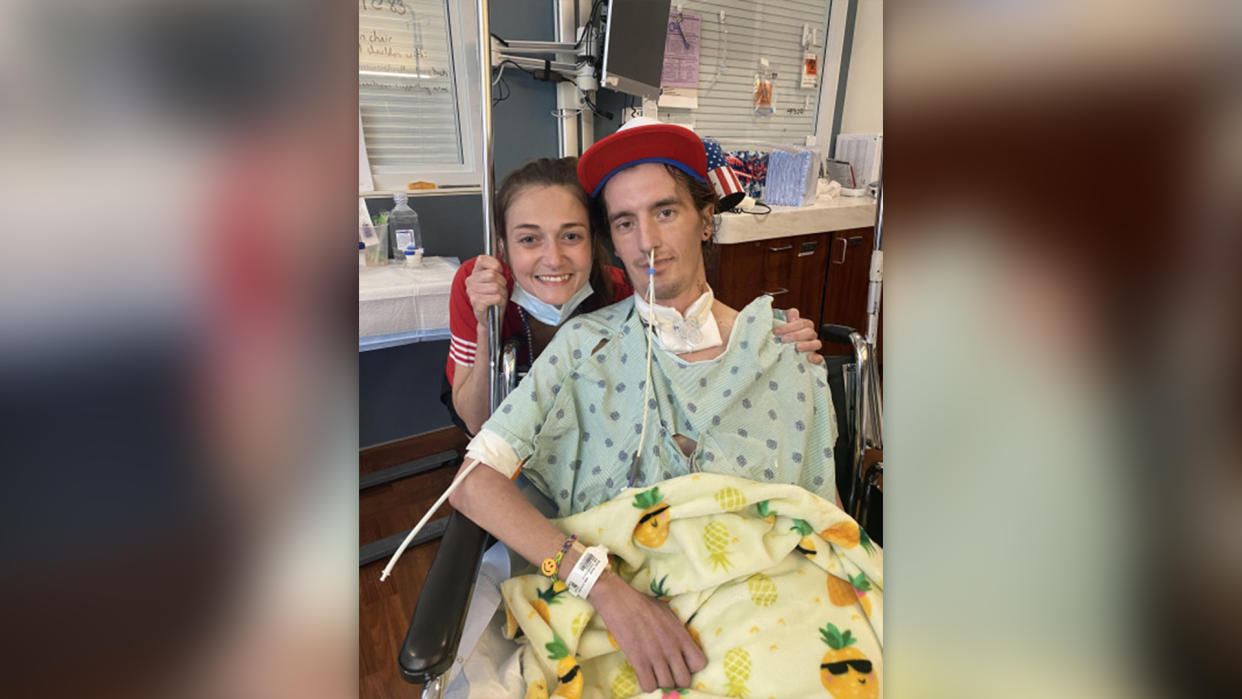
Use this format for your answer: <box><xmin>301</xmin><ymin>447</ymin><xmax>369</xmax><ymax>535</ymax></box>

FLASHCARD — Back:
<box><xmin>840</xmin><ymin>0</ymin><xmax>883</xmax><ymax>134</ymax></box>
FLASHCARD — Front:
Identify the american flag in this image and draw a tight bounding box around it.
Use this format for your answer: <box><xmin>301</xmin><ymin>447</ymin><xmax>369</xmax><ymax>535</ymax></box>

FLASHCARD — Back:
<box><xmin>703</xmin><ymin>137</ymin><xmax>746</xmax><ymax>211</ymax></box>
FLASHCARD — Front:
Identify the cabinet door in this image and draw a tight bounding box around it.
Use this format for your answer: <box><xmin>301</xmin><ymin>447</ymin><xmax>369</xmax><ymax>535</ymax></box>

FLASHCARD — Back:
<box><xmin>789</xmin><ymin>233</ymin><xmax>829</xmax><ymax>323</ymax></box>
<box><xmin>820</xmin><ymin>227</ymin><xmax>874</xmax><ymax>354</ymax></box>
<box><xmin>712</xmin><ymin>233</ymin><xmax>830</xmax><ymax>324</ymax></box>
<box><xmin>710</xmin><ymin>240</ymin><xmax>766</xmax><ymax>309</ymax></box>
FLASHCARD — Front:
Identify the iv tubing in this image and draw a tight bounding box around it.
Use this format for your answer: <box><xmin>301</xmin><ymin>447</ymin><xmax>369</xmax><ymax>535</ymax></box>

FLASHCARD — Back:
<box><xmin>379</xmin><ymin>458</ymin><xmax>482</xmax><ymax>581</ymax></box>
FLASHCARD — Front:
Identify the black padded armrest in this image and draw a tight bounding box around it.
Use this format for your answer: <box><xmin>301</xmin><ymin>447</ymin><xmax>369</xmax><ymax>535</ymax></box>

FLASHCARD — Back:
<box><xmin>398</xmin><ymin>510</ymin><xmax>490</xmax><ymax>684</ymax></box>
<box><xmin>819</xmin><ymin>323</ymin><xmax>860</xmax><ymax>346</ymax></box>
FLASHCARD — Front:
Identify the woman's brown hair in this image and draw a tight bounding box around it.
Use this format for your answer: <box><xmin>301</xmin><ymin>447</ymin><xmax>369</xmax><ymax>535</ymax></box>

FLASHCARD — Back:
<box><xmin>494</xmin><ymin>157</ymin><xmax>615</xmax><ymax>314</ymax></box>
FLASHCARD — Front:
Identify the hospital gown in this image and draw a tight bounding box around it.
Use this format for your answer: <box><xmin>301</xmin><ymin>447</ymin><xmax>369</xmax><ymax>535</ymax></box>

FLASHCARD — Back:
<box><xmin>482</xmin><ymin>295</ymin><xmax>838</xmax><ymax>516</ymax></box>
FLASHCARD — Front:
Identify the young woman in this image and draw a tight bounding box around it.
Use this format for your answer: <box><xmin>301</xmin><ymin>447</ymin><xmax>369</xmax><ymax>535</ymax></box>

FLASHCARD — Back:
<box><xmin>443</xmin><ymin>157</ymin><xmax>822</xmax><ymax>435</ymax></box>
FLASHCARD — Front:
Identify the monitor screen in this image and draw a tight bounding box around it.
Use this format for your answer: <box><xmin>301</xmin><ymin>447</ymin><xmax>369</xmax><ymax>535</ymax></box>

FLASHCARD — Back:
<box><xmin>600</xmin><ymin>0</ymin><xmax>672</xmax><ymax>99</ymax></box>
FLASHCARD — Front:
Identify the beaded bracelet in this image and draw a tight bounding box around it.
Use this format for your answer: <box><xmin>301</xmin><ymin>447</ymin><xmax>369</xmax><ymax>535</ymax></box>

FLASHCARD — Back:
<box><xmin>541</xmin><ymin>534</ymin><xmax>577</xmax><ymax>578</ymax></box>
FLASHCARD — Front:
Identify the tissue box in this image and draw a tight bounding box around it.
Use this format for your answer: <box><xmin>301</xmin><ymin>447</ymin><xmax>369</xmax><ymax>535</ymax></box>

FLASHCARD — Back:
<box><xmin>763</xmin><ymin>147</ymin><xmax>820</xmax><ymax>207</ymax></box>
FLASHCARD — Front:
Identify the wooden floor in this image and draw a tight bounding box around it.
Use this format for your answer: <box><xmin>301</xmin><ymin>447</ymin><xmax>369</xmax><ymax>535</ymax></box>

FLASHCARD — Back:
<box><xmin>360</xmin><ymin>428</ymin><xmax>469</xmax><ymax>699</ymax></box>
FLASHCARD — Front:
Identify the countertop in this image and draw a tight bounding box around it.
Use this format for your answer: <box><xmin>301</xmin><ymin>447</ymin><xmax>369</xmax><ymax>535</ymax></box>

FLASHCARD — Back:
<box><xmin>713</xmin><ymin>195</ymin><xmax>877</xmax><ymax>244</ymax></box>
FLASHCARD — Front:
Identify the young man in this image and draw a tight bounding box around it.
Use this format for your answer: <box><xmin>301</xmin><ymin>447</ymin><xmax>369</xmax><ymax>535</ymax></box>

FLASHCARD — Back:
<box><xmin>447</xmin><ymin>120</ymin><xmax>837</xmax><ymax>694</ymax></box>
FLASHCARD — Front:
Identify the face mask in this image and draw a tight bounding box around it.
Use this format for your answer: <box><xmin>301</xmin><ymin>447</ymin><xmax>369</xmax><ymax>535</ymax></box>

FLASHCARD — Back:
<box><xmin>511</xmin><ymin>280</ymin><xmax>595</xmax><ymax>326</ymax></box>
<box><xmin>633</xmin><ymin>289</ymin><xmax>723</xmax><ymax>353</ymax></box>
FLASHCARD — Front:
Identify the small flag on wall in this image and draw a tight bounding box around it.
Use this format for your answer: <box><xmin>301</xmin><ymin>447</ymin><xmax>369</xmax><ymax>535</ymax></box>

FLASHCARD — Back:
<box><xmin>703</xmin><ymin>137</ymin><xmax>745</xmax><ymax>211</ymax></box>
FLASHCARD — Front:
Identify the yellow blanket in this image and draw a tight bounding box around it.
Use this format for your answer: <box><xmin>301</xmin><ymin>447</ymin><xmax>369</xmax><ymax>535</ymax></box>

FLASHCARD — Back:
<box><xmin>500</xmin><ymin>473</ymin><xmax>883</xmax><ymax>699</ymax></box>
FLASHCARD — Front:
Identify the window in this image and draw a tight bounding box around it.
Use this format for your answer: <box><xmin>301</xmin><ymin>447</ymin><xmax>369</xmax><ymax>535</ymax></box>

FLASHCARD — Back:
<box><xmin>359</xmin><ymin>0</ymin><xmax>482</xmax><ymax>190</ymax></box>
<box><xmin>654</xmin><ymin>0</ymin><xmax>841</xmax><ymax>148</ymax></box>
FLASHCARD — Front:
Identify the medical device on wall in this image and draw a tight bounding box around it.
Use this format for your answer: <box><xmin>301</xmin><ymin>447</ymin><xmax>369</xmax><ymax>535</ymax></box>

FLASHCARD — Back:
<box><xmin>599</xmin><ymin>0</ymin><xmax>674</xmax><ymax>99</ymax></box>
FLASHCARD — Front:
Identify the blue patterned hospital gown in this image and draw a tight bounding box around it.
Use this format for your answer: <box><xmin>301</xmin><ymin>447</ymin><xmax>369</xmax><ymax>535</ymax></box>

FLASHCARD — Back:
<box><xmin>482</xmin><ymin>295</ymin><xmax>838</xmax><ymax>516</ymax></box>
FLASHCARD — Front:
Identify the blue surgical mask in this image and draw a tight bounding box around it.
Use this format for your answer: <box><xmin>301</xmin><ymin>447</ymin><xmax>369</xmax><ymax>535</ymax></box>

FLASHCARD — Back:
<box><xmin>511</xmin><ymin>280</ymin><xmax>594</xmax><ymax>326</ymax></box>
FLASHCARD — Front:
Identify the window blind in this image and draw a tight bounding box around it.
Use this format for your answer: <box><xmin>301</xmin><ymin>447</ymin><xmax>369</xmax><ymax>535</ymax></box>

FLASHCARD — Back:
<box><xmin>656</xmin><ymin>0</ymin><xmax>832</xmax><ymax>146</ymax></box>
<box><xmin>360</xmin><ymin>0</ymin><xmax>472</xmax><ymax>185</ymax></box>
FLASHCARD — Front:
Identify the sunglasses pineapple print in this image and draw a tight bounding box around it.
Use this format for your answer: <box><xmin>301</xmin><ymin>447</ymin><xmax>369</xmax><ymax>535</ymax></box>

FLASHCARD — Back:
<box><xmin>791</xmin><ymin>518</ymin><xmax>817</xmax><ymax>559</ymax></box>
<box><xmin>819</xmin><ymin>624</ymin><xmax>876</xmax><ymax>699</ymax></box>
<box><xmin>632</xmin><ymin>488</ymin><xmax>671</xmax><ymax>548</ymax></box>
<box><xmin>545</xmin><ymin>633</ymin><xmax>584</xmax><ymax>699</ymax></box>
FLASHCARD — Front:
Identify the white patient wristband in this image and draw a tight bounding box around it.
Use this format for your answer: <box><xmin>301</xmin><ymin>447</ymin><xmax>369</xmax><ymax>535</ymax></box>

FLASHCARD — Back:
<box><xmin>566</xmin><ymin>544</ymin><xmax>610</xmax><ymax>598</ymax></box>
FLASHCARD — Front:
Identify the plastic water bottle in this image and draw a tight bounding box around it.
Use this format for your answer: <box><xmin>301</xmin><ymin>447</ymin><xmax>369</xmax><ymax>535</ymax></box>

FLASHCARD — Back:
<box><xmin>387</xmin><ymin>193</ymin><xmax>422</xmax><ymax>262</ymax></box>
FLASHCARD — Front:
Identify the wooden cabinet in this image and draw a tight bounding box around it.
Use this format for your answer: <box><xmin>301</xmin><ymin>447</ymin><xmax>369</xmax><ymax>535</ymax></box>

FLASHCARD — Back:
<box><xmin>710</xmin><ymin>226</ymin><xmax>876</xmax><ymax>357</ymax></box>
<box><xmin>820</xmin><ymin>227</ymin><xmax>874</xmax><ymax>355</ymax></box>
<box><xmin>710</xmin><ymin>232</ymin><xmax>830</xmax><ymax>324</ymax></box>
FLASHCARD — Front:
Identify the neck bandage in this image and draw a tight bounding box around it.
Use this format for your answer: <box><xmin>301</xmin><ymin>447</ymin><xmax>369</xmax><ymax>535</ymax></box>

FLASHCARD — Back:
<box><xmin>633</xmin><ymin>289</ymin><xmax>723</xmax><ymax>353</ymax></box>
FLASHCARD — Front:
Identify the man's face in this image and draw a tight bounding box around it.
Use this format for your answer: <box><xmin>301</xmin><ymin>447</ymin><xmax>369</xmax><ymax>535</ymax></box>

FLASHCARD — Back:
<box><xmin>601</xmin><ymin>163</ymin><xmax>712</xmax><ymax>305</ymax></box>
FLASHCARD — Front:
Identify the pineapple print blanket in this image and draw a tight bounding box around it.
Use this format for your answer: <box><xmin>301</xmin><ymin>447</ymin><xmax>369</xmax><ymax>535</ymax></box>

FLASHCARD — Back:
<box><xmin>499</xmin><ymin>473</ymin><xmax>883</xmax><ymax>699</ymax></box>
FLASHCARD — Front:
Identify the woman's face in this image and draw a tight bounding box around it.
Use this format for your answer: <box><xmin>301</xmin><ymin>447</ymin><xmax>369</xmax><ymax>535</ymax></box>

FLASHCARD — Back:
<box><xmin>503</xmin><ymin>185</ymin><xmax>594</xmax><ymax>308</ymax></box>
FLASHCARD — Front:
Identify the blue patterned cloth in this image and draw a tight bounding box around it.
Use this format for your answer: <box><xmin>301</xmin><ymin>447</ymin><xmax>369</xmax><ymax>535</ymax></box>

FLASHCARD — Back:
<box><xmin>481</xmin><ymin>295</ymin><xmax>838</xmax><ymax>516</ymax></box>
<box><xmin>764</xmin><ymin>149</ymin><xmax>816</xmax><ymax>206</ymax></box>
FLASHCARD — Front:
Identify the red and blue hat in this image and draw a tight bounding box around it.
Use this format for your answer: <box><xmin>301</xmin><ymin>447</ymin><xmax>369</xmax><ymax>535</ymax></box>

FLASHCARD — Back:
<box><xmin>577</xmin><ymin>117</ymin><xmax>707</xmax><ymax>199</ymax></box>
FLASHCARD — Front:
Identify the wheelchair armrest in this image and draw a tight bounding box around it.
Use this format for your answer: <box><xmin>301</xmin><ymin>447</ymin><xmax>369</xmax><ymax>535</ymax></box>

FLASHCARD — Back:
<box><xmin>398</xmin><ymin>509</ymin><xmax>490</xmax><ymax>685</ymax></box>
<box><xmin>819</xmin><ymin>323</ymin><xmax>860</xmax><ymax>346</ymax></box>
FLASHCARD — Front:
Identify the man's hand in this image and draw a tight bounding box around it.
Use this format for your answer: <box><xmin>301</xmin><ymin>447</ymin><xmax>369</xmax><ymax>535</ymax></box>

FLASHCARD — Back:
<box><xmin>774</xmin><ymin>308</ymin><xmax>825</xmax><ymax>364</ymax></box>
<box><xmin>590</xmin><ymin>572</ymin><xmax>707</xmax><ymax>693</ymax></box>
<box><xmin>465</xmin><ymin>254</ymin><xmax>508</xmax><ymax>325</ymax></box>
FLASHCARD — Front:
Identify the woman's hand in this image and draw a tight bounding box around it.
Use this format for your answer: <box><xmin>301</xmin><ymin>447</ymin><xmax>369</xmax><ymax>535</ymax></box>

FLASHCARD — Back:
<box><xmin>590</xmin><ymin>573</ymin><xmax>707</xmax><ymax>693</ymax></box>
<box><xmin>774</xmin><ymin>308</ymin><xmax>825</xmax><ymax>364</ymax></box>
<box><xmin>465</xmin><ymin>254</ymin><xmax>508</xmax><ymax>325</ymax></box>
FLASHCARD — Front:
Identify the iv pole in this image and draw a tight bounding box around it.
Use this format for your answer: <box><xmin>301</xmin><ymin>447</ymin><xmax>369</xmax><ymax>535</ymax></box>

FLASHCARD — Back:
<box><xmin>380</xmin><ymin>0</ymin><xmax>600</xmax><ymax>586</ymax></box>
<box><xmin>476</xmin><ymin>0</ymin><xmax>502</xmax><ymax>412</ymax></box>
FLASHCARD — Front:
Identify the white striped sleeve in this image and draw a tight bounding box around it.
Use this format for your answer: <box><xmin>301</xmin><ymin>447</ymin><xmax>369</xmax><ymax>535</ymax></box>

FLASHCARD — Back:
<box><xmin>449</xmin><ymin>333</ymin><xmax>477</xmax><ymax>366</ymax></box>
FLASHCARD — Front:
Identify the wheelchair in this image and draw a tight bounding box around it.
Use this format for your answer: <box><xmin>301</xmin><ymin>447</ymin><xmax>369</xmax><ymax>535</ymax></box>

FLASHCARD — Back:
<box><xmin>396</xmin><ymin>324</ymin><xmax>883</xmax><ymax>697</ymax></box>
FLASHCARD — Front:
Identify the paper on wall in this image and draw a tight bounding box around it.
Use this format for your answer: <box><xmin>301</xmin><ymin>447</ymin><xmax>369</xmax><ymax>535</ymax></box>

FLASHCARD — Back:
<box><xmin>659</xmin><ymin>87</ymin><xmax>698</xmax><ymax>109</ymax></box>
<box><xmin>660</xmin><ymin>11</ymin><xmax>700</xmax><ymax>88</ymax></box>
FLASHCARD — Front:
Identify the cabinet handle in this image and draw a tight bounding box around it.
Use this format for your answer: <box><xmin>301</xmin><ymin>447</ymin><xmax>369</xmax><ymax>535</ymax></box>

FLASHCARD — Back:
<box><xmin>767</xmin><ymin>244</ymin><xmax>793</xmax><ymax>252</ymax></box>
<box><xmin>833</xmin><ymin>235</ymin><xmax>864</xmax><ymax>264</ymax></box>
<box><xmin>763</xmin><ymin>288</ymin><xmax>790</xmax><ymax>296</ymax></box>
<box><xmin>797</xmin><ymin>240</ymin><xmax>818</xmax><ymax>257</ymax></box>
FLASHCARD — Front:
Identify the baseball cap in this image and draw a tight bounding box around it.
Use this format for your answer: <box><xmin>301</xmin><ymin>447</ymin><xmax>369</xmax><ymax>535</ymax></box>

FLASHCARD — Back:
<box><xmin>577</xmin><ymin>117</ymin><xmax>707</xmax><ymax>199</ymax></box>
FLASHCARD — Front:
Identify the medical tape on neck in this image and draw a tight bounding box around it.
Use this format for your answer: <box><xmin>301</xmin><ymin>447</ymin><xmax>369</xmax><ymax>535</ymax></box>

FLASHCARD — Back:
<box><xmin>632</xmin><ymin>290</ymin><xmax>722</xmax><ymax>353</ymax></box>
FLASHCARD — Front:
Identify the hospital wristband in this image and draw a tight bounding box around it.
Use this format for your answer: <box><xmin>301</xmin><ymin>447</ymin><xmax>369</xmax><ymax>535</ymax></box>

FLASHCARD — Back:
<box><xmin>565</xmin><ymin>544</ymin><xmax>610</xmax><ymax>599</ymax></box>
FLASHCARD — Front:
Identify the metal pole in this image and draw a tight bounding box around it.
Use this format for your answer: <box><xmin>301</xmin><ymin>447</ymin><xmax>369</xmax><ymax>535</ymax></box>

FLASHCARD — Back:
<box><xmin>555</xmin><ymin>0</ymin><xmax>578</xmax><ymax>157</ymax></box>
<box><xmin>476</xmin><ymin>0</ymin><xmax>501</xmax><ymax>412</ymax></box>
<box><xmin>865</xmin><ymin>174</ymin><xmax>883</xmax><ymax>348</ymax></box>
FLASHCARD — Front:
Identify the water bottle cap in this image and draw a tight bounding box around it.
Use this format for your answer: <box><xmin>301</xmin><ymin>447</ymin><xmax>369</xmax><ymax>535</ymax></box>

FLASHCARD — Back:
<box><xmin>359</xmin><ymin>241</ymin><xmax>365</xmax><ymax>250</ymax></box>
